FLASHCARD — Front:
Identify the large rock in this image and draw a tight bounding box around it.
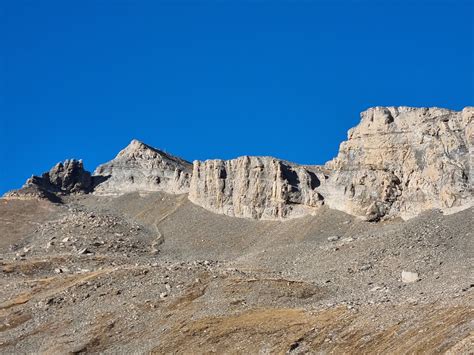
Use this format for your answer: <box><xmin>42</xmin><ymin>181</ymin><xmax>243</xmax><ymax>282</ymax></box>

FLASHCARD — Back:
<box><xmin>45</xmin><ymin>159</ymin><xmax>93</xmax><ymax>193</ymax></box>
<box><xmin>93</xmin><ymin>139</ymin><xmax>192</xmax><ymax>195</ymax></box>
<box><xmin>324</xmin><ymin>107</ymin><xmax>473</xmax><ymax>220</ymax></box>
<box><xmin>4</xmin><ymin>159</ymin><xmax>92</xmax><ymax>203</ymax></box>
<box><xmin>189</xmin><ymin>156</ymin><xmax>325</xmax><ymax>219</ymax></box>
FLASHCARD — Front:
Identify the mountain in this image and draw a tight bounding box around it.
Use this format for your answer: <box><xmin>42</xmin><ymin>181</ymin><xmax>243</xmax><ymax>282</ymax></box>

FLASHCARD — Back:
<box><xmin>1</xmin><ymin>106</ymin><xmax>473</xmax><ymax>353</ymax></box>
<box><xmin>93</xmin><ymin>139</ymin><xmax>192</xmax><ymax>195</ymax></box>
<box><xmin>6</xmin><ymin>106</ymin><xmax>473</xmax><ymax>220</ymax></box>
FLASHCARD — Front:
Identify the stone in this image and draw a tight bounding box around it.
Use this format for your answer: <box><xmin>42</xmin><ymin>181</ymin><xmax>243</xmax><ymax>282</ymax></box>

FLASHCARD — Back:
<box><xmin>93</xmin><ymin>139</ymin><xmax>192</xmax><ymax>195</ymax></box>
<box><xmin>327</xmin><ymin>236</ymin><xmax>340</xmax><ymax>242</ymax></box>
<box><xmin>189</xmin><ymin>156</ymin><xmax>325</xmax><ymax>219</ymax></box>
<box><xmin>359</xmin><ymin>264</ymin><xmax>372</xmax><ymax>271</ymax></box>
<box><xmin>324</xmin><ymin>106</ymin><xmax>473</xmax><ymax>221</ymax></box>
<box><xmin>4</xmin><ymin>107</ymin><xmax>472</xmax><ymax>222</ymax></box>
<box><xmin>189</xmin><ymin>107</ymin><xmax>472</xmax><ymax>220</ymax></box>
<box><xmin>3</xmin><ymin>159</ymin><xmax>92</xmax><ymax>203</ymax></box>
<box><xmin>47</xmin><ymin>159</ymin><xmax>93</xmax><ymax>193</ymax></box>
<box><xmin>78</xmin><ymin>248</ymin><xmax>93</xmax><ymax>255</ymax></box>
<box><xmin>401</xmin><ymin>271</ymin><xmax>419</xmax><ymax>283</ymax></box>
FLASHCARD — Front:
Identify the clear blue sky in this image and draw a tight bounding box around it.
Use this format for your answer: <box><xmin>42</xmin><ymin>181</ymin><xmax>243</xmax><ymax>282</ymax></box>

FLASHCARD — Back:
<box><xmin>1</xmin><ymin>0</ymin><xmax>473</xmax><ymax>194</ymax></box>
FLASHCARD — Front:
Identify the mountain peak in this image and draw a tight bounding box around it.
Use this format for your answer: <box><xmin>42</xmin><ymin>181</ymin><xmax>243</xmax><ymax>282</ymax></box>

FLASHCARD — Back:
<box><xmin>92</xmin><ymin>140</ymin><xmax>192</xmax><ymax>195</ymax></box>
<box><xmin>120</xmin><ymin>139</ymin><xmax>159</xmax><ymax>155</ymax></box>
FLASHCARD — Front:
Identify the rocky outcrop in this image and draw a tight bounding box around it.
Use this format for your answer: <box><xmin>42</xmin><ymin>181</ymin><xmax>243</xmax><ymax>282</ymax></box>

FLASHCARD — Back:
<box><xmin>323</xmin><ymin>106</ymin><xmax>473</xmax><ymax>220</ymax></box>
<box><xmin>45</xmin><ymin>159</ymin><xmax>93</xmax><ymax>193</ymax></box>
<box><xmin>189</xmin><ymin>157</ymin><xmax>325</xmax><ymax>219</ymax></box>
<box><xmin>4</xmin><ymin>159</ymin><xmax>92</xmax><ymax>203</ymax></box>
<box><xmin>93</xmin><ymin>139</ymin><xmax>192</xmax><ymax>195</ymax></box>
<box><xmin>5</xmin><ymin>107</ymin><xmax>472</xmax><ymax>220</ymax></box>
<box><xmin>189</xmin><ymin>108</ymin><xmax>472</xmax><ymax>220</ymax></box>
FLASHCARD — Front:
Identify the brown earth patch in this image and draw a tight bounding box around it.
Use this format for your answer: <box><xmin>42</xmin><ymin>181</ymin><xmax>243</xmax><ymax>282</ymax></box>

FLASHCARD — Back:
<box><xmin>151</xmin><ymin>304</ymin><xmax>473</xmax><ymax>354</ymax></box>
<box><xmin>224</xmin><ymin>277</ymin><xmax>326</xmax><ymax>301</ymax></box>
<box><xmin>152</xmin><ymin>307</ymin><xmax>319</xmax><ymax>354</ymax></box>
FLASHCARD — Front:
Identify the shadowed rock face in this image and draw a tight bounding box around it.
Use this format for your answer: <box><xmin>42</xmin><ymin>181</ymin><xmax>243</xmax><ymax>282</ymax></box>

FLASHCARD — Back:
<box><xmin>45</xmin><ymin>159</ymin><xmax>93</xmax><ymax>193</ymax></box>
<box><xmin>5</xmin><ymin>107</ymin><xmax>473</xmax><ymax>220</ymax></box>
<box><xmin>4</xmin><ymin>159</ymin><xmax>92</xmax><ymax>202</ymax></box>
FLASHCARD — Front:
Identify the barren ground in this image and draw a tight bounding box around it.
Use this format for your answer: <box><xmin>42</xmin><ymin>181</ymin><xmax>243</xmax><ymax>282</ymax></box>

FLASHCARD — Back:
<box><xmin>0</xmin><ymin>192</ymin><xmax>472</xmax><ymax>353</ymax></box>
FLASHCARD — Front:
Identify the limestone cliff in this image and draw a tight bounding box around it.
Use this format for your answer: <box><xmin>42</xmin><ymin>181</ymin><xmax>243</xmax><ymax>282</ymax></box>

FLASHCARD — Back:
<box><xmin>189</xmin><ymin>157</ymin><xmax>325</xmax><ymax>219</ymax></box>
<box><xmin>324</xmin><ymin>107</ymin><xmax>473</xmax><ymax>220</ymax></box>
<box><xmin>188</xmin><ymin>107</ymin><xmax>472</xmax><ymax>220</ymax></box>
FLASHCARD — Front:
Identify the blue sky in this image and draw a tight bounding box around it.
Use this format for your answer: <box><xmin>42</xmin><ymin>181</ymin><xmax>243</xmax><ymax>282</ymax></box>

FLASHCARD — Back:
<box><xmin>1</xmin><ymin>0</ymin><xmax>473</xmax><ymax>193</ymax></box>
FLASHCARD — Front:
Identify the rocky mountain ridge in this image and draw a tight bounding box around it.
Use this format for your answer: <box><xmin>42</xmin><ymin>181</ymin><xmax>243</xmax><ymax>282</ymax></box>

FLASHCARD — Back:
<box><xmin>5</xmin><ymin>106</ymin><xmax>473</xmax><ymax>221</ymax></box>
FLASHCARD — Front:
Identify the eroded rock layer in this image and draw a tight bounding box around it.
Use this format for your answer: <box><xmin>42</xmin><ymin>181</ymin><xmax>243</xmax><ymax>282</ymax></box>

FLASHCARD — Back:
<box><xmin>324</xmin><ymin>106</ymin><xmax>473</xmax><ymax>220</ymax></box>
<box><xmin>189</xmin><ymin>157</ymin><xmax>325</xmax><ymax>219</ymax></box>
<box><xmin>5</xmin><ymin>107</ymin><xmax>473</xmax><ymax>220</ymax></box>
<box><xmin>93</xmin><ymin>139</ymin><xmax>192</xmax><ymax>195</ymax></box>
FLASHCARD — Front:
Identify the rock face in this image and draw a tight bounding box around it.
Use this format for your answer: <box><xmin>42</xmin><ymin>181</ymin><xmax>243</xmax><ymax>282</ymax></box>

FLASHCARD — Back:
<box><xmin>324</xmin><ymin>107</ymin><xmax>473</xmax><ymax>220</ymax></box>
<box><xmin>5</xmin><ymin>107</ymin><xmax>473</xmax><ymax>220</ymax></box>
<box><xmin>93</xmin><ymin>139</ymin><xmax>192</xmax><ymax>195</ymax></box>
<box><xmin>189</xmin><ymin>107</ymin><xmax>472</xmax><ymax>220</ymax></box>
<box><xmin>189</xmin><ymin>157</ymin><xmax>325</xmax><ymax>219</ymax></box>
<box><xmin>45</xmin><ymin>159</ymin><xmax>93</xmax><ymax>193</ymax></box>
<box><xmin>4</xmin><ymin>159</ymin><xmax>92</xmax><ymax>203</ymax></box>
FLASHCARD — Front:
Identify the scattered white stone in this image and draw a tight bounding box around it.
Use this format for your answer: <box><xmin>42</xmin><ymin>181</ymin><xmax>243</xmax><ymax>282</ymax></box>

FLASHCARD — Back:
<box><xmin>327</xmin><ymin>236</ymin><xmax>340</xmax><ymax>242</ymax></box>
<box><xmin>78</xmin><ymin>248</ymin><xmax>93</xmax><ymax>255</ymax></box>
<box><xmin>402</xmin><ymin>271</ymin><xmax>419</xmax><ymax>283</ymax></box>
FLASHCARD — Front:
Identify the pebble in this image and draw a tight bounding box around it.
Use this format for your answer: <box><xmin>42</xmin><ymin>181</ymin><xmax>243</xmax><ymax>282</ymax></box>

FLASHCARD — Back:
<box><xmin>401</xmin><ymin>271</ymin><xmax>419</xmax><ymax>283</ymax></box>
<box><xmin>78</xmin><ymin>248</ymin><xmax>93</xmax><ymax>255</ymax></box>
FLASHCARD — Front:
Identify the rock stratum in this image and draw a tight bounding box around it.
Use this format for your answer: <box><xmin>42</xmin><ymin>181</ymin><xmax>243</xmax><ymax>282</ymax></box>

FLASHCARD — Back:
<box><xmin>325</xmin><ymin>106</ymin><xmax>473</xmax><ymax>220</ymax></box>
<box><xmin>5</xmin><ymin>106</ymin><xmax>473</xmax><ymax>221</ymax></box>
<box><xmin>93</xmin><ymin>139</ymin><xmax>192</xmax><ymax>195</ymax></box>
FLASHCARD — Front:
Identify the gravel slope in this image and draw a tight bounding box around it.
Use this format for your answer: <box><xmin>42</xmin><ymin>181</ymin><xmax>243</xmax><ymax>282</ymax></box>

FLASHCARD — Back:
<box><xmin>0</xmin><ymin>192</ymin><xmax>472</xmax><ymax>353</ymax></box>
